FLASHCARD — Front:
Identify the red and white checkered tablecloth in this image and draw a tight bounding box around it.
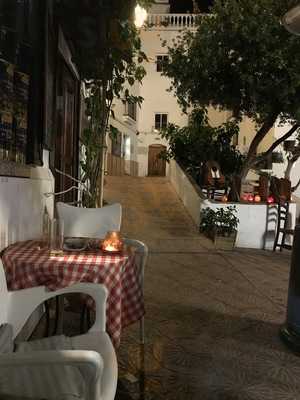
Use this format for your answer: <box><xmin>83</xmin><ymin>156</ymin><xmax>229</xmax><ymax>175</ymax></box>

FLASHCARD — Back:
<box><xmin>2</xmin><ymin>240</ymin><xmax>144</xmax><ymax>347</ymax></box>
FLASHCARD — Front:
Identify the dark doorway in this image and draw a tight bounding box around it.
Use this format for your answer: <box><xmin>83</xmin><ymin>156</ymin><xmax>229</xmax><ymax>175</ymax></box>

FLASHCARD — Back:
<box><xmin>148</xmin><ymin>144</ymin><xmax>166</xmax><ymax>176</ymax></box>
<box><xmin>54</xmin><ymin>59</ymin><xmax>79</xmax><ymax>203</ymax></box>
<box><xmin>170</xmin><ymin>0</ymin><xmax>214</xmax><ymax>13</ymax></box>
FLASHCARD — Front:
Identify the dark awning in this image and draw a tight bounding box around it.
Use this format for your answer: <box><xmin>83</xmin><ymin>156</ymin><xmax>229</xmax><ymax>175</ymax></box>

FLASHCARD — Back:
<box><xmin>55</xmin><ymin>0</ymin><xmax>136</xmax><ymax>79</ymax></box>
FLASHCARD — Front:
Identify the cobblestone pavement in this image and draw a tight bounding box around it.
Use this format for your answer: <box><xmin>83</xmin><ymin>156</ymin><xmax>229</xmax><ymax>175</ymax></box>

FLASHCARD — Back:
<box><xmin>104</xmin><ymin>176</ymin><xmax>299</xmax><ymax>400</ymax></box>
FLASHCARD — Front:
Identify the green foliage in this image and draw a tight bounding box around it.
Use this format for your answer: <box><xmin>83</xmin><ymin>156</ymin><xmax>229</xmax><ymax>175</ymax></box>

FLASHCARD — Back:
<box><xmin>164</xmin><ymin>0</ymin><xmax>300</xmax><ymax>125</ymax></box>
<box><xmin>159</xmin><ymin>108</ymin><xmax>244</xmax><ymax>179</ymax></box>
<box><xmin>200</xmin><ymin>206</ymin><xmax>239</xmax><ymax>237</ymax></box>
<box><xmin>163</xmin><ymin>0</ymin><xmax>300</xmax><ymax>178</ymax></box>
<box><xmin>79</xmin><ymin>0</ymin><xmax>151</xmax><ymax>207</ymax></box>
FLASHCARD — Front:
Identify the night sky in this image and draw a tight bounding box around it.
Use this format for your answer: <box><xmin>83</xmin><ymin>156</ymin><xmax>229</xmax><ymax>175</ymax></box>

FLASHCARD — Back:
<box><xmin>170</xmin><ymin>0</ymin><xmax>214</xmax><ymax>13</ymax></box>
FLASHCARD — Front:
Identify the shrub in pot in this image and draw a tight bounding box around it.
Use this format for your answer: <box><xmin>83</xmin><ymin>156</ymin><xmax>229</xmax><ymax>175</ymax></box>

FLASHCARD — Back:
<box><xmin>199</xmin><ymin>206</ymin><xmax>239</xmax><ymax>250</ymax></box>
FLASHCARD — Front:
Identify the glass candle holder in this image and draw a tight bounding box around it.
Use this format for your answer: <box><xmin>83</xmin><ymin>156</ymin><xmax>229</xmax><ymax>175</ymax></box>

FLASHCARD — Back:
<box><xmin>101</xmin><ymin>231</ymin><xmax>123</xmax><ymax>252</ymax></box>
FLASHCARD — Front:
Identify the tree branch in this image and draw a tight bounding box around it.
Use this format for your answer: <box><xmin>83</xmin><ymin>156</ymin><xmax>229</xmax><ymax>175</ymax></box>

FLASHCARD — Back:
<box><xmin>292</xmin><ymin>177</ymin><xmax>300</xmax><ymax>192</ymax></box>
<box><xmin>241</xmin><ymin>111</ymin><xmax>279</xmax><ymax>178</ymax></box>
<box><xmin>246</xmin><ymin>112</ymin><xmax>279</xmax><ymax>161</ymax></box>
<box><xmin>262</xmin><ymin>123</ymin><xmax>300</xmax><ymax>158</ymax></box>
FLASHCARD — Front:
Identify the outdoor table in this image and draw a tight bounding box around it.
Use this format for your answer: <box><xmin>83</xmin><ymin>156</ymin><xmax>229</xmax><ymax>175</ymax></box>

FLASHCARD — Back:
<box><xmin>1</xmin><ymin>240</ymin><xmax>144</xmax><ymax>347</ymax></box>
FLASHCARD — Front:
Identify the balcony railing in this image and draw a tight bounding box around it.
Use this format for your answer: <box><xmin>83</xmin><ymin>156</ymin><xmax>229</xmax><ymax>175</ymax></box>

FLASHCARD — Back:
<box><xmin>146</xmin><ymin>13</ymin><xmax>200</xmax><ymax>30</ymax></box>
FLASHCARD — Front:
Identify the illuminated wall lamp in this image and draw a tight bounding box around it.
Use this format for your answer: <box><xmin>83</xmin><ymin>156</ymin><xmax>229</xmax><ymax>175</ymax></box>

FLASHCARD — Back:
<box><xmin>135</xmin><ymin>5</ymin><xmax>148</xmax><ymax>28</ymax></box>
<box><xmin>282</xmin><ymin>5</ymin><xmax>300</xmax><ymax>35</ymax></box>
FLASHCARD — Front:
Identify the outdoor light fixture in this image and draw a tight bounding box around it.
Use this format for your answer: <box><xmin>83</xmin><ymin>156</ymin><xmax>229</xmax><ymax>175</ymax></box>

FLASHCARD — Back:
<box><xmin>267</xmin><ymin>195</ymin><xmax>275</xmax><ymax>204</ymax></box>
<box><xmin>254</xmin><ymin>194</ymin><xmax>261</xmax><ymax>203</ymax></box>
<box><xmin>241</xmin><ymin>194</ymin><xmax>249</xmax><ymax>202</ymax></box>
<box><xmin>135</xmin><ymin>5</ymin><xmax>148</xmax><ymax>28</ymax></box>
<box><xmin>282</xmin><ymin>5</ymin><xmax>300</xmax><ymax>35</ymax></box>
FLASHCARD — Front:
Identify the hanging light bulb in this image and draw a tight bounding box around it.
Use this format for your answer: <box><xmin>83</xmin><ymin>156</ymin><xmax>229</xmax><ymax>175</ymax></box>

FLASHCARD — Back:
<box><xmin>135</xmin><ymin>5</ymin><xmax>148</xmax><ymax>28</ymax></box>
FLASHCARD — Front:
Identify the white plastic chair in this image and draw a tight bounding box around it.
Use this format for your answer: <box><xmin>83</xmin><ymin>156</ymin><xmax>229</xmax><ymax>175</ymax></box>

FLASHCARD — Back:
<box><xmin>54</xmin><ymin>202</ymin><xmax>122</xmax><ymax>334</ymax></box>
<box><xmin>56</xmin><ymin>202</ymin><xmax>122</xmax><ymax>238</ymax></box>
<box><xmin>123</xmin><ymin>238</ymin><xmax>148</xmax><ymax>344</ymax></box>
<box><xmin>56</xmin><ymin>203</ymin><xmax>148</xmax><ymax>344</ymax></box>
<box><xmin>0</xmin><ymin>260</ymin><xmax>118</xmax><ymax>400</ymax></box>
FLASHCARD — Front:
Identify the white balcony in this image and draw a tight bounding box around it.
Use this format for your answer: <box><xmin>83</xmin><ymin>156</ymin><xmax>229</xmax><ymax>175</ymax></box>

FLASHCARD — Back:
<box><xmin>146</xmin><ymin>13</ymin><xmax>200</xmax><ymax>30</ymax></box>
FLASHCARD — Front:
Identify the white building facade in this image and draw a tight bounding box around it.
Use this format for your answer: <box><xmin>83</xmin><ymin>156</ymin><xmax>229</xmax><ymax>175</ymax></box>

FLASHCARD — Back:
<box><xmin>108</xmin><ymin>0</ymin><xmax>276</xmax><ymax>178</ymax></box>
<box><xmin>107</xmin><ymin>1</ymin><xmax>196</xmax><ymax>177</ymax></box>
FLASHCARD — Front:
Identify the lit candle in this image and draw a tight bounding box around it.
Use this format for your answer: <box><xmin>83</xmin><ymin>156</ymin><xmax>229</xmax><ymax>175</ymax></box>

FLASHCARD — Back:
<box><xmin>101</xmin><ymin>231</ymin><xmax>123</xmax><ymax>252</ymax></box>
<box><xmin>241</xmin><ymin>194</ymin><xmax>248</xmax><ymax>202</ymax></box>
<box><xmin>254</xmin><ymin>194</ymin><xmax>261</xmax><ymax>202</ymax></box>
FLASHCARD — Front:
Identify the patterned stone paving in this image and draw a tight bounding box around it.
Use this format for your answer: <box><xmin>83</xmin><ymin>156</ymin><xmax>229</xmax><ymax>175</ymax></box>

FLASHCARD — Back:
<box><xmin>32</xmin><ymin>176</ymin><xmax>299</xmax><ymax>399</ymax></box>
<box><xmin>104</xmin><ymin>177</ymin><xmax>299</xmax><ymax>400</ymax></box>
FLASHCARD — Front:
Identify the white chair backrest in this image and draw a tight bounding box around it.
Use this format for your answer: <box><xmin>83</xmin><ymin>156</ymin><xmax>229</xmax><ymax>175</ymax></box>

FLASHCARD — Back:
<box><xmin>123</xmin><ymin>238</ymin><xmax>148</xmax><ymax>287</ymax></box>
<box><xmin>0</xmin><ymin>258</ymin><xmax>45</xmax><ymax>338</ymax></box>
<box><xmin>56</xmin><ymin>202</ymin><xmax>122</xmax><ymax>239</ymax></box>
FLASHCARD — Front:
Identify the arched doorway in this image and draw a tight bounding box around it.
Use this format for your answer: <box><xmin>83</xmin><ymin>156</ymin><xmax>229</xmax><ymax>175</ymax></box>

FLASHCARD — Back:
<box><xmin>148</xmin><ymin>144</ymin><xmax>166</xmax><ymax>176</ymax></box>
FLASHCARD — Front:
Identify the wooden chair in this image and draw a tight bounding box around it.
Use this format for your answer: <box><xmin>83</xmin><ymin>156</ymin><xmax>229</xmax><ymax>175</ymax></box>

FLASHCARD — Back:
<box><xmin>200</xmin><ymin>161</ymin><xmax>227</xmax><ymax>200</ymax></box>
<box><xmin>273</xmin><ymin>201</ymin><xmax>295</xmax><ymax>251</ymax></box>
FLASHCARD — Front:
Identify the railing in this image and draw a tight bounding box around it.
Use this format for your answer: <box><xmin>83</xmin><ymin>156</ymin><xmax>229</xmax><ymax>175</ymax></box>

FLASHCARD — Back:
<box><xmin>146</xmin><ymin>13</ymin><xmax>200</xmax><ymax>30</ymax></box>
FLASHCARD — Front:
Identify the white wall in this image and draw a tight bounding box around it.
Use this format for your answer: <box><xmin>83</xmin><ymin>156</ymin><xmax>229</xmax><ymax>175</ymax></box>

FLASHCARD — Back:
<box><xmin>206</xmin><ymin>201</ymin><xmax>296</xmax><ymax>250</ymax></box>
<box><xmin>137</xmin><ymin>28</ymin><xmax>189</xmax><ymax>176</ymax></box>
<box><xmin>0</xmin><ymin>163</ymin><xmax>54</xmax><ymax>251</ymax></box>
<box><xmin>138</xmin><ymin>29</ymin><xmax>189</xmax><ymax>133</ymax></box>
<box><xmin>169</xmin><ymin>159</ymin><xmax>296</xmax><ymax>249</ymax></box>
<box><xmin>0</xmin><ymin>155</ymin><xmax>54</xmax><ymax>340</ymax></box>
<box><xmin>273</xmin><ymin>121</ymin><xmax>300</xmax><ymax>199</ymax></box>
<box><xmin>169</xmin><ymin>159</ymin><xmax>205</xmax><ymax>226</ymax></box>
<box><xmin>108</xmin><ymin>82</ymin><xmax>139</xmax><ymax>164</ymax></box>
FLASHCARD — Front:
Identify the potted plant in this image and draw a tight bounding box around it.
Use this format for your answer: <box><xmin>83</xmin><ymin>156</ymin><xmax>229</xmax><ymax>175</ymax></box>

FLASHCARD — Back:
<box><xmin>199</xmin><ymin>206</ymin><xmax>239</xmax><ymax>250</ymax></box>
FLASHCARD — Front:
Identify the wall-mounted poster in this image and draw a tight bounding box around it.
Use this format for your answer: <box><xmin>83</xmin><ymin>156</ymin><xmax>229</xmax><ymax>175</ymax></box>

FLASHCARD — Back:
<box><xmin>14</xmin><ymin>42</ymin><xmax>30</xmax><ymax>164</ymax></box>
<box><xmin>0</xmin><ymin>58</ymin><xmax>14</xmax><ymax>160</ymax></box>
<box><xmin>0</xmin><ymin>0</ymin><xmax>31</xmax><ymax>164</ymax></box>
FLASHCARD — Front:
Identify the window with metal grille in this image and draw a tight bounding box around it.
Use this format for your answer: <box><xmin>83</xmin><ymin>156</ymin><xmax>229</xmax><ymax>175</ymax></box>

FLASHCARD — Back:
<box><xmin>155</xmin><ymin>113</ymin><xmax>168</xmax><ymax>130</ymax></box>
<box><xmin>156</xmin><ymin>55</ymin><xmax>169</xmax><ymax>72</ymax></box>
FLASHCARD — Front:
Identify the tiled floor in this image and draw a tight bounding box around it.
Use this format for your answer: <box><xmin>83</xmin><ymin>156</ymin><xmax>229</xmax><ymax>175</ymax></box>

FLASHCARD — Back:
<box><xmin>34</xmin><ymin>176</ymin><xmax>299</xmax><ymax>399</ymax></box>
<box><xmin>104</xmin><ymin>177</ymin><xmax>299</xmax><ymax>400</ymax></box>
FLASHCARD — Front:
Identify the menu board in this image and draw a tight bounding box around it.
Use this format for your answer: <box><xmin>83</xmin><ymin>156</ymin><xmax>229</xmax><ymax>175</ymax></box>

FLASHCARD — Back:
<box><xmin>0</xmin><ymin>1</ymin><xmax>30</xmax><ymax>164</ymax></box>
<box><xmin>0</xmin><ymin>29</ymin><xmax>15</xmax><ymax>161</ymax></box>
